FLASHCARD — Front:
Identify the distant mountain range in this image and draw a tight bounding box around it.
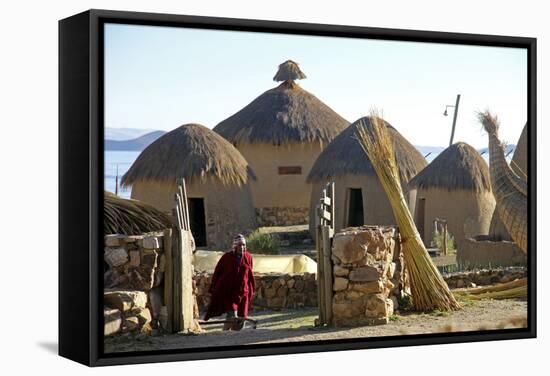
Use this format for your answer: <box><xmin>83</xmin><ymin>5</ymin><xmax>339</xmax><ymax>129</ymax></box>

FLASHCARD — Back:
<box><xmin>105</xmin><ymin>130</ymin><xmax>166</xmax><ymax>151</ymax></box>
<box><xmin>104</xmin><ymin>127</ymin><xmax>516</xmax><ymax>157</ymax></box>
<box><xmin>105</xmin><ymin>127</ymin><xmax>161</xmax><ymax>141</ymax></box>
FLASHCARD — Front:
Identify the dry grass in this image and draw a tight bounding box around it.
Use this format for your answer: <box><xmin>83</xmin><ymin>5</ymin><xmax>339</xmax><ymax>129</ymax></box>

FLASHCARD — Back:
<box><xmin>355</xmin><ymin>109</ymin><xmax>460</xmax><ymax>312</ymax></box>
<box><xmin>104</xmin><ymin>191</ymin><xmax>173</xmax><ymax>235</ymax></box>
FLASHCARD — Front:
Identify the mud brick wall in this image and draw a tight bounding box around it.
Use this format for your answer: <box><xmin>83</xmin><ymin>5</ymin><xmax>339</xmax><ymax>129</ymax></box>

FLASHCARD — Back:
<box><xmin>194</xmin><ymin>272</ymin><xmax>318</xmax><ymax>312</ymax></box>
<box><xmin>458</xmin><ymin>235</ymin><xmax>526</xmax><ymax>267</ymax></box>
<box><xmin>330</xmin><ymin>226</ymin><xmax>408</xmax><ymax>326</ymax></box>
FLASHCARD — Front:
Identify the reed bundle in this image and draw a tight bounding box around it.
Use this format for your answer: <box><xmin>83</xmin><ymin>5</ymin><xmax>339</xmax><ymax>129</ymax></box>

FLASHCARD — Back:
<box><xmin>356</xmin><ymin>110</ymin><xmax>460</xmax><ymax>311</ymax></box>
<box><xmin>454</xmin><ymin>278</ymin><xmax>527</xmax><ymax>300</ymax></box>
<box><xmin>104</xmin><ymin>191</ymin><xmax>173</xmax><ymax>235</ymax></box>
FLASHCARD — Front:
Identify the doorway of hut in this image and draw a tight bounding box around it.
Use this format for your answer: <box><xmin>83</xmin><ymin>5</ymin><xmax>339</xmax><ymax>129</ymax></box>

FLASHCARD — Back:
<box><xmin>347</xmin><ymin>188</ymin><xmax>364</xmax><ymax>227</ymax></box>
<box><xmin>415</xmin><ymin>197</ymin><xmax>426</xmax><ymax>242</ymax></box>
<box><xmin>188</xmin><ymin>198</ymin><xmax>207</xmax><ymax>247</ymax></box>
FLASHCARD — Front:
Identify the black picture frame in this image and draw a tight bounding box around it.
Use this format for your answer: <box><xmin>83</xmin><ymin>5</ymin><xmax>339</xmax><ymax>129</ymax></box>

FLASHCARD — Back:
<box><xmin>59</xmin><ymin>9</ymin><xmax>537</xmax><ymax>367</ymax></box>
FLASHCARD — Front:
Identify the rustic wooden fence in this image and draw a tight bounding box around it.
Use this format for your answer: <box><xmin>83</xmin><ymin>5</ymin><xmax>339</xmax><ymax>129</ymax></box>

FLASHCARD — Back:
<box><xmin>315</xmin><ymin>182</ymin><xmax>335</xmax><ymax>326</ymax></box>
<box><xmin>164</xmin><ymin>178</ymin><xmax>196</xmax><ymax>333</ymax></box>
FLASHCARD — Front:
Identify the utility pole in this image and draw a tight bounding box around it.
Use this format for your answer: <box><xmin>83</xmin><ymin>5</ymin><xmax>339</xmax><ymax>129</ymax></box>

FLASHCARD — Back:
<box><xmin>448</xmin><ymin>94</ymin><xmax>461</xmax><ymax>147</ymax></box>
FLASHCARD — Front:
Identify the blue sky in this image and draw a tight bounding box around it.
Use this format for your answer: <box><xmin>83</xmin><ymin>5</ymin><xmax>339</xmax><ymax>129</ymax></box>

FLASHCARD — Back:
<box><xmin>104</xmin><ymin>23</ymin><xmax>527</xmax><ymax>148</ymax></box>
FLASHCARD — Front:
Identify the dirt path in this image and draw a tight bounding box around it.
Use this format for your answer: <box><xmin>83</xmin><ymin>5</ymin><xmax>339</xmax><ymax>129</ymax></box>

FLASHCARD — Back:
<box><xmin>105</xmin><ymin>299</ymin><xmax>527</xmax><ymax>353</ymax></box>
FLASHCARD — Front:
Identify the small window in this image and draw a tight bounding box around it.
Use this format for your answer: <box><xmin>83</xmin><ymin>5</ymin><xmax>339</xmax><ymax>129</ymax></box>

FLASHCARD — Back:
<box><xmin>278</xmin><ymin>166</ymin><xmax>302</xmax><ymax>175</ymax></box>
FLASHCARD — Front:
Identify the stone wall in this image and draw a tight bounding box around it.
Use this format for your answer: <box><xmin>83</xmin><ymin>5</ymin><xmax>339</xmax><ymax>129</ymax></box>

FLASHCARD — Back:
<box><xmin>103</xmin><ymin>232</ymin><xmax>166</xmax><ymax>335</ymax></box>
<box><xmin>103</xmin><ymin>232</ymin><xmax>199</xmax><ymax>336</ymax></box>
<box><xmin>194</xmin><ymin>272</ymin><xmax>318</xmax><ymax>312</ymax></box>
<box><xmin>330</xmin><ymin>226</ymin><xmax>407</xmax><ymax>326</ymax></box>
<box><xmin>458</xmin><ymin>235</ymin><xmax>526</xmax><ymax>268</ymax></box>
<box><xmin>256</xmin><ymin>207</ymin><xmax>309</xmax><ymax>226</ymax></box>
<box><xmin>443</xmin><ymin>267</ymin><xmax>527</xmax><ymax>289</ymax></box>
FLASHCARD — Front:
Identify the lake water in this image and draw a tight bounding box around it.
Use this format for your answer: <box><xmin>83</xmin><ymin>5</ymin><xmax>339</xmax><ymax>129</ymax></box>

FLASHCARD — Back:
<box><xmin>104</xmin><ymin>149</ymin><xmax>501</xmax><ymax>199</ymax></box>
<box><xmin>104</xmin><ymin>151</ymin><xmax>141</xmax><ymax>198</ymax></box>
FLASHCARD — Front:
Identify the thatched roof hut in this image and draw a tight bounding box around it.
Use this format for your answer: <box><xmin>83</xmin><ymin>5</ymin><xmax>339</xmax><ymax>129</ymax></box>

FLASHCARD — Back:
<box><xmin>214</xmin><ymin>60</ymin><xmax>349</xmax><ymax>226</ymax></box>
<box><xmin>307</xmin><ymin>116</ymin><xmax>427</xmax><ymax>235</ymax></box>
<box><xmin>104</xmin><ymin>191</ymin><xmax>173</xmax><ymax>235</ymax></box>
<box><xmin>121</xmin><ymin>123</ymin><xmax>257</xmax><ymax>249</ymax></box>
<box><xmin>408</xmin><ymin>142</ymin><xmax>495</xmax><ymax>247</ymax></box>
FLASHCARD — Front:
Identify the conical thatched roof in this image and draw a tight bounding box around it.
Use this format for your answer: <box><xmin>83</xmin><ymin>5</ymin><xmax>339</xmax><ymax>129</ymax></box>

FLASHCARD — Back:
<box><xmin>214</xmin><ymin>62</ymin><xmax>349</xmax><ymax>146</ymax></box>
<box><xmin>307</xmin><ymin>116</ymin><xmax>427</xmax><ymax>183</ymax></box>
<box><xmin>121</xmin><ymin>123</ymin><xmax>255</xmax><ymax>187</ymax></box>
<box><xmin>273</xmin><ymin>60</ymin><xmax>307</xmax><ymax>82</ymax></box>
<box><xmin>104</xmin><ymin>191</ymin><xmax>173</xmax><ymax>235</ymax></box>
<box><xmin>409</xmin><ymin>142</ymin><xmax>491</xmax><ymax>192</ymax></box>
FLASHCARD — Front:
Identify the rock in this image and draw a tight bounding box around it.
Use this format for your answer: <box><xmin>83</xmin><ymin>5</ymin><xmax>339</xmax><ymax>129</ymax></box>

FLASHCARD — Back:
<box><xmin>104</xmin><ymin>308</ymin><xmax>121</xmax><ymax>336</ymax></box>
<box><xmin>349</xmin><ymin>266</ymin><xmax>383</xmax><ymax>282</ymax></box>
<box><xmin>131</xmin><ymin>307</ymin><xmax>152</xmax><ymax>326</ymax></box>
<box><xmin>123</xmin><ymin>316</ymin><xmax>140</xmax><ymax>332</ymax></box>
<box><xmin>128</xmin><ymin>250</ymin><xmax>140</xmax><ymax>267</ymax></box>
<box><xmin>387</xmin><ymin>262</ymin><xmax>396</xmax><ymax>279</ymax></box>
<box><xmin>265</xmin><ymin>287</ymin><xmax>278</xmax><ymax>299</ymax></box>
<box><xmin>333</xmin><ymin>300</ymin><xmax>365</xmax><ymax>319</ymax></box>
<box><xmin>334</xmin><ymin>265</ymin><xmax>349</xmax><ymax>277</ymax></box>
<box><xmin>365</xmin><ymin>294</ymin><xmax>390</xmax><ymax>319</ymax></box>
<box><xmin>267</xmin><ymin>297</ymin><xmax>285</xmax><ymax>308</ymax></box>
<box><xmin>467</xmin><ymin>282</ymin><xmax>477</xmax><ymax>288</ymax></box>
<box><xmin>332</xmin><ymin>231</ymin><xmax>367</xmax><ymax>264</ymax></box>
<box><xmin>105</xmin><ymin>234</ymin><xmax>125</xmax><ymax>247</ymax></box>
<box><xmin>391</xmin><ymin>295</ymin><xmax>399</xmax><ymax>310</ymax></box>
<box><xmin>277</xmin><ymin>286</ymin><xmax>289</xmax><ymax>297</ymax></box>
<box><xmin>333</xmin><ymin>277</ymin><xmax>349</xmax><ymax>291</ymax></box>
<box><xmin>456</xmin><ymin>279</ymin><xmax>465</xmax><ymax>288</ymax></box>
<box><xmin>148</xmin><ymin>288</ymin><xmax>163</xmax><ymax>319</ymax></box>
<box><xmin>345</xmin><ymin>290</ymin><xmax>362</xmax><ymax>300</ymax></box>
<box><xmin>351</xmin><ymin>280</ymin><xmax>384</xmax><ymax>294</ymax></box>
<box><xmin>143</xmin><ymin>236</ymin><xmax>160</xmax><ymax>249</ymax></box>
<box><xmin>294</xmin><ymin>279</ymin><xmax>305</xmax><ymax>292</ymax></box>
<box><xmin>104</xmin><ymin>247</ymin><xmax>129</xmax><ymax>268</ymax></box>
<box><xmin>287</xmin><ymin>279</ymin><xmax>296</xmax><ymax>289</ymax></box>
<box><xmin>104</xmin><ymin>290</ymin><xmax>148</xmax><ymax>312</ymax></box>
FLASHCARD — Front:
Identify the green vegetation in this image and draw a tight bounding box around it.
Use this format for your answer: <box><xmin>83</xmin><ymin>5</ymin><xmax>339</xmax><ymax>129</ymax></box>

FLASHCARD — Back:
<box><xmin>389</xmin><ymin>314</ymin><xmax>400</xmax><ymax>322</ymax></box>
<box><xmin>431</xmin><ymin>229</ymin><xmax>456</xmax><ymax>253</ymax></box>
<box><xmin>246</xmin><ymin>230</ymin><xmax>280</xmax><ymax>254</ymax></box>
<box><xmin>429</xmin><ymin>309</ymin><xmax>451</xmax><ymax>317</ymax></box>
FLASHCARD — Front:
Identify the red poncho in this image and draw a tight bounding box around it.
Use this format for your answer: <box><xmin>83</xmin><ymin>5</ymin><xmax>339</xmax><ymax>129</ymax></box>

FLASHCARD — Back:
<box><xmin>204</xmin><ymin>250</ymin><xmax>256</xmax><ymax>320</ymax></box>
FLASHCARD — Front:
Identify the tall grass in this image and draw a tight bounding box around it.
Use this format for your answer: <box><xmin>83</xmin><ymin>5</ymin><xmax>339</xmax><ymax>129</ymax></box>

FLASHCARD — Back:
<box><xmin>246</xmin><ymin>230</ymin><xmax>280</xmax><ymax>254</ymax></box>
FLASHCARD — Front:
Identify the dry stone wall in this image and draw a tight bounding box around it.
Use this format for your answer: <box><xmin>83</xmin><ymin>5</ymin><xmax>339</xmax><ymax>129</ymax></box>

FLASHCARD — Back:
<box><xmin>194</xmin><ymin>272</ymin><xmax>318</xmax><ymax>312</ymax></box>
<box><xmin>256</xmin><ymin>207</ymin><xmax>309</xmax><ymax>226</ymax></box>
<box><xmin>331</xmin><ymin>226</ymin><xmax>408</xmax><ymax>326</ymax></box>
<box><xmin>443</xmin><ymin>267</ymin><xmax>526</xmax><ymax>289</ymax></box>
<box><xmin>103</xmin><ymin>232</ymin><xmax>166</xmax><ymax>335</ymax></box>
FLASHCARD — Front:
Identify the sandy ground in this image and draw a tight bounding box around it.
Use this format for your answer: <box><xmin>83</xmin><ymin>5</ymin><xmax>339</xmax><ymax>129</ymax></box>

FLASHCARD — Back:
<box><xmin>104</xmin><ymin>298</ymin><xmax>527</xmax><ymax>353</ymax></box>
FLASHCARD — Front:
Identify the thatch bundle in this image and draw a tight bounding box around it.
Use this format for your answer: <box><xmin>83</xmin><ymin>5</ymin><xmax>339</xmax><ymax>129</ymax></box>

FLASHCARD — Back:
<box><xmin>307</xmin><ymin>117</ymin><xmax>426</xmax><ymax>184</ymax></box>
<box><xmin>454</xmin><ymin>278</ymin><xmax>527</xmax><ymax>300</ymax></box>
<box><xmin>273</xmin><ymin>60</ymin><xmax>307</xmax><ymax>82</ymax></box>
<box><xmin>409</xmin><ymin>142</ymin><xmax>491</xmax><ymax>192</ymax></box>
<box><xmin>214</xmin><ymin>64</ymin><xmax>349</xmax><ymax>146</ymax></box>
<box><xmin>121</xmin><ymin>123</ymin><xmax>255</xmax><ymax>187</ymax></box>
<box><xmin>356</xmin><ymin>110</ymin><xmax>460</xmax><ymax>311</ymax></box>
<box><xmin>104</xmin><ymin>191</ymin><xmax>173</xmax><ymax>235</ymax></box>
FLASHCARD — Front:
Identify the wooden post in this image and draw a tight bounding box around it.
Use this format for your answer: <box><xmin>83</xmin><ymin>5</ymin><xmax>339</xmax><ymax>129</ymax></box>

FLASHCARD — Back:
<box><xmin>172</xmin><ymin>232</ymin><xmax>182</xmax><ymax>331</ymax></box>
<box><xmin>316</xmin><ymin>223</ymin><xmax>326</xmax><ymax>325</ymax></box>
<box><xmin>442</xmin><ymin>223</ymin><xmax>448</xmax><ymax>256</ymax></box>
<box><xmin>322</xmin><ymin>225</ymin><xmax>333</xmax><ymax>325</ymax></box>
<box><xmin>163</xmin><ymin>228</ymin><xmax>173</xmax><ymax>333</ymax></box>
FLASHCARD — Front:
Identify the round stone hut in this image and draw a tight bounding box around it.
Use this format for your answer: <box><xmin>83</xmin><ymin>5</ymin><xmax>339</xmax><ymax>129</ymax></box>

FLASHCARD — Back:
<box><xmin>307</xmin><ymin>116</ymin><xmax>427</xmax><ymax>236</ymax></box>
<box><xmin>121</xmin><ymin>123</ymin><xmax>257</xmax><ymax>249</ymax></box>
<box><xmin>408</xmin><ymin>142</ymin><xmax>495</xmax><ymax>247</ymax></box>
<box><xmin>214</xmin><ymin>60</ymin><xmax>349</xmax><ymax>226</ymax></box>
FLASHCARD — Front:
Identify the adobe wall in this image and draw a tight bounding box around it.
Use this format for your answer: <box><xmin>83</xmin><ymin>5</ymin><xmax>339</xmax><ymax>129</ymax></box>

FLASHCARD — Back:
<box><xmin>457</xmin><ymin>235</ymin><xmax>526</xmax><ymax>267</ymax></box>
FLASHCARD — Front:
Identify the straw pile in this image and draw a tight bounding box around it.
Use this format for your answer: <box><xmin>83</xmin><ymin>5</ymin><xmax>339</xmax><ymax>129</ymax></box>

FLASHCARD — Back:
<box><xmin>454</xmin><ymin>278</ymin><xmax>527</xmax><ymax>300</ymax></box>
<box><xmin>356</xmin><ymin>109</ymin><xmax>460</xmax><ymax>311</ymax></box>
<box><xmin>104</xmin><ymin>191</ymin><xmax>173</xmax><ymax>235</ymax></box>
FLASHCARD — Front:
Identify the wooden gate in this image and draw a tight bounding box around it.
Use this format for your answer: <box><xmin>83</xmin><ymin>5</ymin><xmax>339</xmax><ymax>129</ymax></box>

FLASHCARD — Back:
<box><xmin>164</xmin><ymin>178</ymin><xmax>196</xmax><ymax>333</ymax></box>
<box><xmin>315</xmin><ymin>182</ymin><xmax>335</xmax><ymax>326</ymax></box>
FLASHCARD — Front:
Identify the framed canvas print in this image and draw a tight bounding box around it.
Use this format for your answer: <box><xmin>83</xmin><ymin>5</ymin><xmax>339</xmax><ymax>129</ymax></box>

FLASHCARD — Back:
<box><xmin>59</xmin><ymin>9</ymin><xmax>536</xmax><ymax>366</ymax></box>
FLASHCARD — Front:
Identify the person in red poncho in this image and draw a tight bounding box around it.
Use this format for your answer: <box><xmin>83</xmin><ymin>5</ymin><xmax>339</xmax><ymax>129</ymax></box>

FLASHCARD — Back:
<box><xmin>204</xmin><ymin>234</ymin><xmax>256</xmax><ymax>330</ymax></box>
